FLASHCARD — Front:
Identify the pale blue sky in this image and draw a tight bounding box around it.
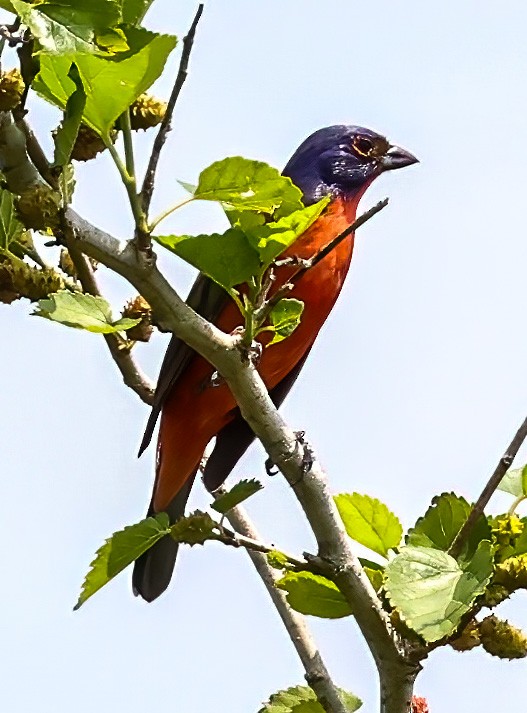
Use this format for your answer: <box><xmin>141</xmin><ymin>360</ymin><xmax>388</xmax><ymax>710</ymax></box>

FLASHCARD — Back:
<box><xmin>2</xmin><ymin>1</ymin><xmax>527</xmax><ymax>711</ymax></box>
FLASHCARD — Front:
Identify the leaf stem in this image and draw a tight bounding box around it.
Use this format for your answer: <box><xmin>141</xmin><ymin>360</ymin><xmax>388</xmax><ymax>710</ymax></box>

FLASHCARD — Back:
<box><xmin>148</xmin><ymin>196</ymin><xmax>195</xmax><ymax>231</ymax></box>
<box><xmin>120</xmin><ymin>109</ymin><xmax>136</xmax><ymax>180</ymax></box>
<box><xmin>106</xmin><ymin>140</ymin><xmax>149</xmax><ymax>241</ymax></box>
<box><xmin>508</xmin><ymin>494</ymin><xmax>526</xmax><ymax>515</ymax></box>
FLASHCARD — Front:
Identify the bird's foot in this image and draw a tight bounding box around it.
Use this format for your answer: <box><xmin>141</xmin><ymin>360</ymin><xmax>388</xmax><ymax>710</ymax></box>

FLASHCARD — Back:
<box><xmin>264</xmin><ymin>430</ymin><xmax>314</xmax><ymax>484</ymax></box>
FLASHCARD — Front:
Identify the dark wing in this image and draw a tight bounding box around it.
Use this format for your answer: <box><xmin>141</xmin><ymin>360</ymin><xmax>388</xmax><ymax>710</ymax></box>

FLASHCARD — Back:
<box><xmin>202</xmin><ymin>347</ymin><xmax>312</xmax><ymax>491</ymax></box>
<box><xmin>138</xmin><ymin>274</ymin><xmax>227</xmax><ymax>457</ymax></box>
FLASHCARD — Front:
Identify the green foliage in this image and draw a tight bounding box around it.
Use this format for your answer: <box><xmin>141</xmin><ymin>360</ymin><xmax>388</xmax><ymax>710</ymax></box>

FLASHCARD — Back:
<box><xmin>242</xmin><ymin>198</ymin><xmax>329</xmax><ymax>267</ymax></box>
<box><xmin>52</xmin><ymin>63</ymin><xmax>86</xmax><ymax>167</ymax></box>
<box><xmin>156</xmin><ymin>158</ymin><xmax>328</xmax><ymax>295</ymax></box>
<box><xmin>12</xmin><ymin>0</ymin><xmax>127</xmax><ymax>56</ymax></box>
<box><xmin>211</xmin><ymin>479</ymin><xmax>263</xmax><ymax>515</ymax></box>
<box><xmin>406</xmin><ymin>492</ymin><xmax>492</xmax><ymax>561</ymax></box>
<box><xmin>334</xmin><ymin>492</ymin><xmax>402</xmax><ymax>558</ymax></box>
<box><xmin>0</xmin><ymin>187</ymin><xmax>25</xmax><ymax>250</ymax></box>
<box><xmin>34</xmin><ymin>27</ymin><xmax>177</xmax><ymax>137</ymax></box>
<box><xmin>258</xmin><ymin>685</ymin><xmax>362</xmax><ymax>713</ymax></box>
<box><xmin>267</xmin><ymin>550</ymin><xmax>291</xmax><ymax>570</ymax></box>
<box><xmin>498</xmin><ymin>464</ymin><xmax>527</xmax><ymax>499</ymax></box>
<box><xmin>155</xmin><ymin>229</ymin><xmax>261</xmax><ymax>291</ymax></box>
<box><xmin>193</xmin><ymin>157</ymin><xmax>304</xmax><ymax>214</ymax></box>
<box><xmin>169</xmin><ymin>511</ymin><xmax>219</xmax><ymax>545</ymax></box>
<box><xmin>268</xmin><ymin>299</ymin><xmax>304</xmax><ymax>345</ymax></box>
<box><xmin>35</xmin><ymin>291</ymin><xmax>140</xmax><ymax>333</ymax></box>
<box><xmin>276</xmin><ymin>571</ymin><xmax>352</xmax><ymax>619</ymax></box>
<box><xmin>120</xmin><ymin>0</ymin><xmax>155</xmax><ymax>25</ymax></box>
<box><xmin>75</xmin><ymin>513</ymin><xmax>171</xmax><ymax>609</ymax></box>
<box><xmin>385</xmin><ymin>542</ymin><xmax>493</xmax><ymax>642</ymax></box>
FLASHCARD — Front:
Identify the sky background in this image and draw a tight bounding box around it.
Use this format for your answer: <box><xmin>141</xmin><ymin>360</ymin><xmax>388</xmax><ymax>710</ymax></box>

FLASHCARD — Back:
<box><xmin>2</xmin><ymin>0</ymin><xmax>527</xmax><ymax>711</ymax></box>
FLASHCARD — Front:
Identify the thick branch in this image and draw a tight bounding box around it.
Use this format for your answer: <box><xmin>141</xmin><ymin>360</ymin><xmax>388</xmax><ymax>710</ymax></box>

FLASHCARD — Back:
<box><xmin>449</xmin><ymin>414</ymin><xmax>527</xmax><ymax>559</ymax></box>
<box><xmin>140</xmin><ymin>4</ymin><xmax>204</xmax><ymax>238</ymax></box>
<box><xmin>219</xmin><ymin>498</ymin><xmax>350</xmax><ymax>713</ymax></box>
<box><xmin>64</xmin><ymin>208</ymin><xmax>412</xmax><ymax>682</ymax></box>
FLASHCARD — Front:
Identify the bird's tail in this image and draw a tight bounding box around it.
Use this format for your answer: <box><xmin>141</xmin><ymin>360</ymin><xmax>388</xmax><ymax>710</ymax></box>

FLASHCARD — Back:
<box><xmin>132</xmin><ymin>472</ymin><xmax>196</xmax><ymax>602</ymax></box>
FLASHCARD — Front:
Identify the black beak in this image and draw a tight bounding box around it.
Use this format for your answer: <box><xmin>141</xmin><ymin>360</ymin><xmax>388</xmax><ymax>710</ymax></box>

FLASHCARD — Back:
<box><xmin>381</xmin><ymin>145</ymin><xmax>419</xmax><ymax>171</ymax></box>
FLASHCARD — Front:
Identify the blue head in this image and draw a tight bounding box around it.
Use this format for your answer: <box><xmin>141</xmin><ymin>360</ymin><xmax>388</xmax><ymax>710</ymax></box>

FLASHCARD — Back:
<box><xmin>283</xmin><ymin>125</ymin><xmax>418</xmax><ymax>205</ymax></box>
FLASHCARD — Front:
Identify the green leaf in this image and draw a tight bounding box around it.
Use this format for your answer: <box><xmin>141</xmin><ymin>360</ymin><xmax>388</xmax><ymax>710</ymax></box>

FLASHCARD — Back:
<box><xmin>33</xmin><ymin>27</ymin><xmax>177</xmax><ymax>136</ymax></box>
<box><xmin>34</xmin><ymin>291</ymin><xmax>140</xmax><ymax>333</ymax></box>
<box><xmin>384</xmin><ymin>542</ymin><xmax>493</xmax><ymax>642</ymax></box>
<box><xmin>155</xmin><ymin>229</ymin><xmax>260</xmax><ymax>291</ymax></box>
<box><xmin>498</xmin><ymin>465</ymin><xmax>527</xmax><ymax>498</ymax></box>
<box><xmin>0</xmin><ymin>187</ymin><xmax>25</xmax><ymax>250</ymax></box>
<box><xmin>276</xmin><ymin>571</ymin><xmax>352</xmax><ymax>619</ymax></box>
<box><xmin>268</xmin><ymin>298</ymin><xmax>304</xmax><ymax>345</ymax></box>
<box><xmin>258</xmin><ymin>685</ymin><xmax>362</xmax><ymax>713</ymax></box>
<box><xmin>211</xmin><ymin>479</ymin><xmax>263</xmax><ymax>515</ymax></box>
<box><xmin>267</xmin><ymin>550</ymin><xmax>290</xmax><ymax>570</ymax></box>
<box><xmin>74</xmin><ymin>513</ymin><xmax>170</xmax><ymax>609</ymax></box>
<box><xmin>194</xmin><ymin>157</ymin><xmax>304</xmax><ymax>214</ymax></box>
<box><xmin>53</xmin><ymin>63</ymin><xmax>86</xmax><ymax>167</ymax></box>
<box><xmin>120</xmin><ymin>0</ymin><xmax>154</xmax><ymax>24</ymax></box>
<box><xmin>12</xmin><ymin>0</ymin><xmax>127</xmax><ymax>56</ymax></box>
<box><xmin>406</xmin><ymin>492</ymin><xmax>492</xmax><ymax>561</ymax></box>
<box><xmin>334</xmin><ymin>493</ymin><xmax>402</xmax><ymax>558</ymax></box>
<box><xmin>170</xmin><ymin>510</ymin><xmax>219</xmax><ymax>546</ymax></box>
<box><xmin>245</xmin><ymin>198</ymin><xmax>329</xmax><ymax>267</ymax></box>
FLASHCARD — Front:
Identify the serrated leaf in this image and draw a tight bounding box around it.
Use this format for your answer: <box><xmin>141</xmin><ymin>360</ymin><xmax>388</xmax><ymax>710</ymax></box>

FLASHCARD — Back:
<box><xmin>53</xmin><ymin>63</ymin><xmax>86</xmax><ymax>167</ymax></box>
<box><xmin>120</xmin><ymin>0</ymin><xmax>154</xmax><ymax>24</ymax></box>
<box><xmin>334</xmin><ymin>493</ymin><xmax>402</xmax><ymax>558</ymax></box>
<box><xmin>12</xmin><ymin>0</ymin><xmax>126</xmax><ymax>56</ymax></box>
<box><xmin>211</xmin><ymin>479</ymin><xmax>263</xmax><ymax>514</ymax></box>
<box><xmin>75</xmin><ymin>513</ymin><xmax>170</xmax><ymax>609</ymax></box>
<box><xmin>0</xmin><ymin>187</ymin><xmax>24</xmax><ymax>250</ymax></box>
<box><xmin>259</xmin><ymin>685</ymin><xmax>362</xmax><ymax>713</ymax></box>
<box><xmin>34</xmin><ymin>290</ymin><xmax>140</xmax><ymax>333</ymax></box>
<box><xmin>268</xmin><ymin>298</ymin><xmax>304</xmax><ymax>345</ymax></box>
<box><xmin>276</xmin><ymin>571</ymin><xmax>352</xmax><ymax>619</ymax></box>
<box><xmin>406</xmin><ymin>492</ymin><xmax>492</xmax><ymax>561</ymax></box>
<box><xmin>155</xmin><ymin>229</ymin><xmax>260</xmax><ymax>291</ymax></box>
<box><xmin>245</xmin><ymin>198</ymin><xmax>329</xmax><ymax>267</ymax></box>
<box><xmin>33</xmin><ymin>27</ymin><xmax>177</xmax><ymax>137</ymax></box>
<box><xmin>170</xmin><ymin>510</ymin><xmax>219</xmax><ymax>545</ymax></box>
<box><xmin>385</xmin><ymin>542</ymin><xmax>493</xmax><ymax>642</ymax></box>
<box><xmin>194</xmin><ymin>157</ymin><xmax>304</xmax><ymax>214</ymax></box>
<box><xmin>498</xmin><ymin>465</ymin><xmax>527</xmax><ymax>498</ymax></box>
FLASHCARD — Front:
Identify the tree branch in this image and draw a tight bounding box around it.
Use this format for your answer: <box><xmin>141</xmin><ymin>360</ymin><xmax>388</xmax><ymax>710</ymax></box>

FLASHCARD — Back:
<box><xmin>449</xmin><ymin>414</ymin><xmax>527</xmax><ymax>559</ymax></box>
<box><xmin>139</xmin><ymin>3</ymin><xmax>204</xmax><ymax>251</ymax></box>
<box><xmin>63</xmin><ymin>208</ymin><xmax>419</xmax><ymax>692</ymax></box>
<box><xmin>62</xmin><ymin>222</ymin><xmax>155</xmax><ymax>405</ymax></box>
<box><xmin>217</xmin><ymin>495</ymin><xmax>351</xmax><ymax>713</ymax></box>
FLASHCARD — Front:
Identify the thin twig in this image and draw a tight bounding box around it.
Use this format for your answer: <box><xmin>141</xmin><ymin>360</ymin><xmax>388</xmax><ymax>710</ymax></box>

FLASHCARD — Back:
<box><xmin>140</xmin><ymin>3</ymin><xmax>204</xmax><ymax>245</ymax></box>
<box><xmin>258</xmin><ymin>199</ymin><xmax>389</xmax><ymax>323</ymax></box>
<box><xmin>216</xmin><ymin>521</ymin><xmax>308</xmax><ymax>569</ymax></box>
<box><xmin>449</xmin><ymin>415</ymin><xmax>527</xmax><ymax>559</ymax></box>
<box><xmin>62</xmin><ymin>222</ymin><xmax>155</xmax><ymax>405</ymax></box>
<box><xmin>216</xmin><ymin>494</ymin><xmax>351</xmax><ymax>713</ymax></box>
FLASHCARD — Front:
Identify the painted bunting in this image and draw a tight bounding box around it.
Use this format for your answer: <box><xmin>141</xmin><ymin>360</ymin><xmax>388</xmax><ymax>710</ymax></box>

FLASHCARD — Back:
<box><xmin>133</xmin><ymin>125</ymin><xmax>417</xmax><ymax>601</ymax></box>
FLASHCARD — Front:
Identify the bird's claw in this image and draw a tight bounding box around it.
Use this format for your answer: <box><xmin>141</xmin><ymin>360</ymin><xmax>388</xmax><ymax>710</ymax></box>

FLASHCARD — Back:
<box><xmin>264</xmin><ymin>430</ymin><xmax>314</xmax><ymax>483</ymax></box>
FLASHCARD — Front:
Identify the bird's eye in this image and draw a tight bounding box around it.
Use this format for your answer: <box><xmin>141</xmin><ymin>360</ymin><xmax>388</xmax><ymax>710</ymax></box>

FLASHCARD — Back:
<box><xmin>352</xmin><ymin>136</ymin><xmax>375</xmax><ymax>157</ymax></box>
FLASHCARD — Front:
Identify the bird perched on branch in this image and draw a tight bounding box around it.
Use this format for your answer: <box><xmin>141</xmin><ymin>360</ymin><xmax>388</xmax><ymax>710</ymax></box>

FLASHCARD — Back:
<box><xmin>133</xmin><ymin>125</ymin><xmax>418</xmax><ymax>601</ymax></box>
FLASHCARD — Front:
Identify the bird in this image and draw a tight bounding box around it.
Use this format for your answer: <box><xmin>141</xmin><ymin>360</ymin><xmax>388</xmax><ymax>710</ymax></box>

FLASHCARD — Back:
<box><xmin>133</xmin><ymin>125</ymin><xmax>418</xmax><ymax>601</ymax></box>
